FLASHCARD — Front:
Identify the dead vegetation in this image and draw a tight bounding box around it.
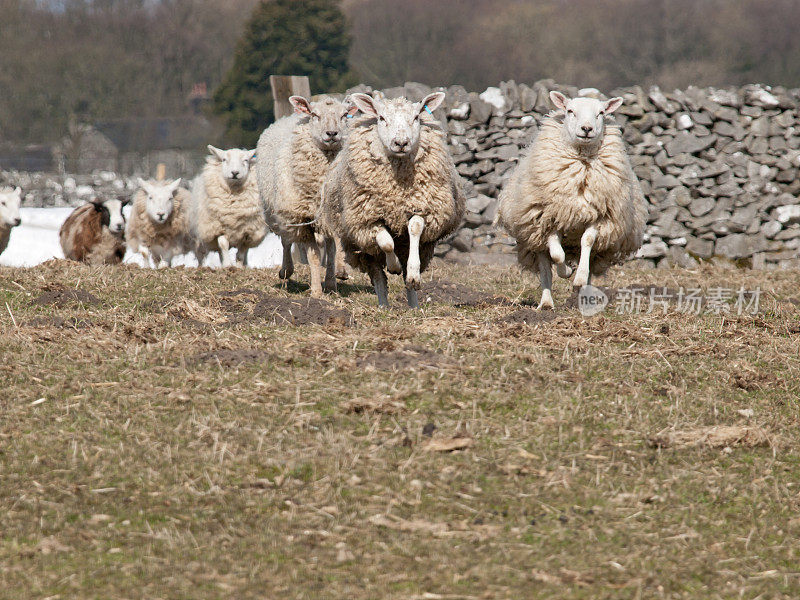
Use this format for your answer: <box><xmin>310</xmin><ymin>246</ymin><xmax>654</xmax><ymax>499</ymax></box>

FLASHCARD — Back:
<box><xmin>1</xmin><ymin>259</ymin><xmax>799</xmax><ymax>599</ymax></box>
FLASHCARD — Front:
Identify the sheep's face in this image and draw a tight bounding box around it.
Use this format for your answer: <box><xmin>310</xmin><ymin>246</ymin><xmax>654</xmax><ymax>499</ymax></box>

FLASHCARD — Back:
<box><xmin>0</xmin><ymin>187</ymin><xmax>22</xmax><ymax>229</ymax></box>
<box><xmin>104</xmin><ymin>199</ymin><xmax>126</xmax><ymax>235</ymax></box>
<box><xmin>207</xmin><ymin>146</ymin><xmax>257</xmax><ymax>187</ymax></box>
<box><xmin>550</xmin><ymin>92</ymin><xmax>623</xmax><ymax>148</ymax></box>
<box><xmin>137</xmin><ymin>178</ymin><xmax>181</xmax><ymax>225</ymax></box>
<box><xmin>350</xmin><ymin>92</ymin><xmax>446</xmax><ymax>159</ymax></box>
<box><xmin>290</xmin><ymin>96</ymin><xmax>358</xmax><ymax>152</ymax></box>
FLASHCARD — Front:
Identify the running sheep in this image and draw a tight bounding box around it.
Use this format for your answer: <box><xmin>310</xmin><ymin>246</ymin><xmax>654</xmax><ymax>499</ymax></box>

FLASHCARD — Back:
<box><xmin>0</xmin><ymin>186</ymin><xmax>22</xmax><ymax>258</ymax></box>
<box><xmin>126</xmin><ymin>178</ymin><xmax>192</xmax><ymax>268</ymax></box>
<box><xmin>318</xmin><ymin>92</ymin><xmax>465</xmax><ymax>308</ymax></box>
<box><xmin>189</xmin><ymin>145</ymin><xmax>266</xmax><ymax>268</ymax></box>
<box><xmin>255</xmin><ymin>95</ymin><xmax>357</xmax><ymax>297</ymax></box>
<box><xmin>60</xmin><ymin>197</ymin><xmax>127</xmax><ymax>265</ymax></box>
<box><xmin>497</xmin><ymin>91</ymin><xmax>647</xmax><ymax>309</ymax></box>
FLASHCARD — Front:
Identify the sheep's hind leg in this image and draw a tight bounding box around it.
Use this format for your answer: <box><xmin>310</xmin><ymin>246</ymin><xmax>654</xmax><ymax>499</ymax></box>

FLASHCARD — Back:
<box><xmin>322</xmin><ymin>237</ymin><xmax>337</xmax><ymax>293</ymax></box>
<box><xmin>278</xmin><ymin>238</ymin><xmax>294</xmax><ymax>280</ymax></box>
<box><xmin>217</xmin><ymin>235</ymin><xmax>233</xmax><ymax>268</ymax></box>
<box><xmin>369</xmin><ymin>263</ymin><xmax>389</xmax><ymax>308</ymax></box>
<box><xmin>374</xmin><ymin>227</ymin><xmax>402</xmax><ymax>275</ymax></box>
<box><xmin>305</xmin><ymin>239</ymin><xmax>324</xmax><ymax>298</ymax></box>
<box><xmin>405</xmin><ymin>216</ymin><xmax>425</xmax><ymax>292</ymax></box>
<box><xmin>573</xmin><ymin>226</ymin><xmax>597</xmax><ymax>288</ymax></box>
<box><xmin>536</xmin><ymin>252</ymin><xmax>554</xmax><ymax>310</ymax></box>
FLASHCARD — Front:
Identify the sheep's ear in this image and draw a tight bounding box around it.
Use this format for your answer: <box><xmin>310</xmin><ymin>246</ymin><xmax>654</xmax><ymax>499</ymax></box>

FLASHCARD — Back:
<box><xmin>90</xmin><ymin>198</ymin><xmax>105</xmax><ymax>210</ymax></box>
<box><xmin>13</xmin><ymin>186</ymin><xmax>21</xmax><ymax>196</ymax></box>
<box><xmin>168</xmin><ymin>178</ymin><xmax>182</xmax><ymax>194</ymax></box>
<box><xmin>207</xmin><ymin>145</ymin><xmax>226</xmax><ymax>161</ymax></box>
<box><xmin>418</xmin><ymin>91</ymin><xmax>446</xmax><ymax>115</ymax></box>
<box><xmin>602</xmin><ymin>97</ymin><xmax>624</xmax><ymax>115</ymax></box>
<box><xmin>549</xmin><ymin>91</ymin><xmax>569</xmax><ymax>111</ymax></box>
<box><xmin>350</xmin><ymin>93</ymin><xmax>379</xmax><ymax>118</ymax></box>
<box><xmin>246</xmin><ymin>149</ymin><xmax>257</xmax><ymax>163</ymax></box>
<box><xmin>137</xmin><ymin>178</ymin><xmax>153</xmax><ymax>195</ymax></box>
<box><xmin>343</xmin><ymin>97</ymin><xmax>359</xmax><ymax>118</ymax></box>
<box><xmin>289</xmin><ymin>96</ymin><xmax>313</xmax><ymax>116</ymax></box>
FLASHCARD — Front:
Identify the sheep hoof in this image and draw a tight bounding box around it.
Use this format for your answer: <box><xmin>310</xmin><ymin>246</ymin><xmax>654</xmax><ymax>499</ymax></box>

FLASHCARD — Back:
<box><xmin>310</xmin><ymin>289</ymin><xmax>324</xmax><ymax>299</ymax></box>
<box><xmin>573</xmin><ymin>271</ymin><xmax>589</xmax><ymax>288</ymax></box>
<box><xmin>405</xmin><ymin>276</ymin><xmax>421</xmax><ymax>290</ymax></box>
<box><xmin>556</xmin><ymin>263</ymin><xmax>573</xmax><ymax>279</ymax></box>
<box><xmin>323</xmin><ymin>279</ymin><xmax>338</xmax><ymax>293</ymax></box>
<box><xmin>386</xmin><ymin>255</ymin><xmax>403</xmax><ymax>275</ymax></box>
<box><xmin>278</xmin><ymin>268</ymin><xmax>293</xmax><ymax>280</ymax></box>
<box><xmin>537</xmin><ymin>300</ymin><xmax>554</xmax><ymax>310</ymax></box>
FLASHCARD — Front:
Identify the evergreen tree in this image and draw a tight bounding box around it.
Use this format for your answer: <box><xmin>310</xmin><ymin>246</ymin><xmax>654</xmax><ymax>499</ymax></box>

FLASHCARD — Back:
<box><xmin>213</xmin><ymin>0</ymin><xmax>357</xmax><ymax>147</ymax></box>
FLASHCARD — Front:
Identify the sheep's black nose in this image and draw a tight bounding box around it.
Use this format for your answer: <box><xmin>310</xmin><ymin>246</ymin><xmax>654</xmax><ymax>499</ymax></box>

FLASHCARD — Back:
<box><xmin>326</xmin><ymin>131</ymin><xmax>338</xmax><ymax>139</ymax></box>
<box><xmin>13</xmin><ymin>218</ymin><xmax>21</xmax><ymax>226</ymax></box>
<box><xmin>230</xmin><ymin>170</ymin><xmax>239</xmax><ymax>178</ymax></box>
<box><xmin>581</xmin><ymin>125</ymin><xmax>593</xmax><ymax>134</ymax></box>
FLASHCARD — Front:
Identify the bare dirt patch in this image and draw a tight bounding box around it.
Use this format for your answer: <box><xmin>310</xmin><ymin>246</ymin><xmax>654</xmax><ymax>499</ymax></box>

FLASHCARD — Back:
<box><xmin>31</xmin><ymin>286</ymin><xmax>100</xmax><ymax>307</ymax></box>
<box><xmin>498</xmin><ymin>309</ymin><xmax>558</xmax><ymax>325</ymax></box>
<box><xmin>25</xmin><ymin>316</ymin><xmax>93</xmax><ymax>329</ymax></box>
<box><xmin>356</xmin><ymin>344</ymin><xmax>448</xmax><ymax>371</ymax></box>
<box><xmin>417</xmin><ymin>278</ymin><xmax>509</xmax><ymax>307</ymax></box>
<box><xmin>221</xmin><ymin>288</ymin><xmax>353</xmax><ymax>327</ymax></box>
<box><xmin>192</xmin><ymin>349</ymin><xmax>271</xmax><ymax>367</ymax></box>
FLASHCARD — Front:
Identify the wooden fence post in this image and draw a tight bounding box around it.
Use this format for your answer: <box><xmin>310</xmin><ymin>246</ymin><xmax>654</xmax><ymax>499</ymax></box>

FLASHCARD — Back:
<box><xmin>269</xmin><ymin>75</ymin><xmax>312</xmax><ymax>120</ymax></box>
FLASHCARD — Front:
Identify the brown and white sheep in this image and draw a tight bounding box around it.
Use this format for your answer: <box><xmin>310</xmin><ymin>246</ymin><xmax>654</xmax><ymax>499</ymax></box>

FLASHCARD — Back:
<box><xmin>60</xmin><ymin>198</ymin><xmax>127</xmax><ymax>265</ymax></box>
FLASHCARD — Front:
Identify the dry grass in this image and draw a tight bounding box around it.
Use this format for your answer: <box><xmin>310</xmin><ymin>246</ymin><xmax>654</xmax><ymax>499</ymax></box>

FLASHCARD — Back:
<box><xmin>1</xmin><ymin>258</ymin><xmax>799</xmax><ymax>599</ymax></box>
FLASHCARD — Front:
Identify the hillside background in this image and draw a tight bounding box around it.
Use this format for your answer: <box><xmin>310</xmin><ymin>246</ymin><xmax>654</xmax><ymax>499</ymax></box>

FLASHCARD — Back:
<box><xmin>1</xmin><ymin>0</ymin><xmax>799</xmax><ymax>145</ymax></box>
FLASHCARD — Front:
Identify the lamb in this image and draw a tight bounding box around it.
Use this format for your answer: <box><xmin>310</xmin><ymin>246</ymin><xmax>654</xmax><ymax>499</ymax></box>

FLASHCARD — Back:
<box><xmin>0</xmin><ymin>186</ymin><xmax>22</xmax><ymax>257</ymax></box>
<box><xmin>255</xmin><ymin>95</ymin><xmax>357</xmax><ymax>297</ymax></box>
<box><xmin>318</xmin><ymin>92</ymin><xmax>465</xmax><ymax>308</ymax></box>
<box><xmin>497</xmin><ymin>91</ymin><xmax>647</xmax><ymax>309</ymax></box>
<box><xmin>189</xmin><ymin>145</ymin><xmax>266</xmax><ymax>267</ymax></box>
<box><xmin>60</xmin><ymin>197</ymin><xmax>127</xmax><ymax>265</ymax></box>
<box><xmin>126</xmin><ymin>178</ymin><xmax>192</xmax><ymax>268</ymax></box>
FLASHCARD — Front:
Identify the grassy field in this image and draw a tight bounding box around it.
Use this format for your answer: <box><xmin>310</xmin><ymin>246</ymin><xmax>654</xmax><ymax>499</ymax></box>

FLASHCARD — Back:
<box><xmin>1</xmin><ymin>259</ymin><xmax>799</xmax><ymax>599</ymax></box>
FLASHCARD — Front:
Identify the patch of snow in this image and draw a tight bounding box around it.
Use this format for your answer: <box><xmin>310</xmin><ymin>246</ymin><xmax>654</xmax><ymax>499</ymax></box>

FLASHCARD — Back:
<box><xmin>0</xmin><ymin>207</ymin><xmax>283</xmax><ymax>269</ymax></box>
<box><xmin>479</xmin><ymin>87</ymin><xmax>507</xmax><ymax>112</ymax></box>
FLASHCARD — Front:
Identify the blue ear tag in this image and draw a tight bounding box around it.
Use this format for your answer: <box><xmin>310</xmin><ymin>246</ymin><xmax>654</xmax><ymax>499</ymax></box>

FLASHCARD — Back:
<box><xmin>424</xmin><ymin>105</ymin><xmax>433</xmax><ymax>115</ymax></box>
<box><xmin>346</xmin><ymin>113</ymin><xmax>354</xmax><ymax>119</ymax></box>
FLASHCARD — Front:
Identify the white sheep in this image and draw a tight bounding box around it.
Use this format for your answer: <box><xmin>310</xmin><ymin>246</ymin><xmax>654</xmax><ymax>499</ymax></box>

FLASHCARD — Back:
<box><xmin>318</xmin><ymin>92</ymin><xmax>465</xmax><ymax>308</ymax></box>
<box><xmin>497</xmin><ymin>91</ymin><xmax>647</xmax><ymax>309</ymax></box>
<box><xmin>255</xmin><ymin>95</ymin><xmax>356</xmax><ymax>297</ymax></box>
<box><xmin>59</xmin><ymin>197</ymin><xmax>127</xmax><ymax>264</ymax></box>
<box><xmin>189</xmin><ymin>145</ymin><xmax>266</xmax><ymax>268</ymax></box>
<box><xmin>0</xmin><ymin>187</ymin><xmax>22</xmax><ymax>258</ymax></box>
<box><xmin>126</xmin><ymin>178</ymin><xmax>192</xmax><ymax>268</ymax></box>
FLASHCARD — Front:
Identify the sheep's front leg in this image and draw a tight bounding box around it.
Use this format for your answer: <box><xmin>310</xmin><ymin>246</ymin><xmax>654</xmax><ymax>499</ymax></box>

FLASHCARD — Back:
<box><xmin>374</xmin><ymin>226</ymin><xmax>402</xmax><ymax>275</ymax></box>
<box><xmin>323</xmin><ymin>237</ymin><xmax>337</xmax><ymax>293</ymax></box>
<box><xmin>368</xmin><ymin>262</ymin><xmax>389</xmax><ymax>308</ymax></box>
<box><xmin>305</xmin><ymin>239</ymin><xmax>324</xmax><ymax>298</ymax></box>
<box><xmin>405</xmin><ymin>216</ymin><xmax>425</xmax><ymax>291</ymax></box>
<box><xmin>139</xmin><ymin>245</ymin><xmax>154</xmax><ymax>269</ymax></box>
<box><xmin>217</xmin><ymin>235</ymin><xmax>234</xmax><ymax>268</ymax></box>
<box><xmin>536</xmin><ymin>251</ymin><xmax>554</xmax><ymax>310</ymax></box>
<box><xmin>334</xmin><ymin>236</ymin><xmax>349</xmax><ymax>280</ymax></box>
<box><xmin>278</xmin><ymin>238</ymin><xmax>294</xmax><ymax>280</ymax></box>
<box><xmin>548</xmin><ymin>233</ymin><xmax>573</xmax><ymax>278</ymax></box>
<box><xmin>573</xmin><ymin>225</ymin><xmax>598</xmax><ymax>288</ymax></box>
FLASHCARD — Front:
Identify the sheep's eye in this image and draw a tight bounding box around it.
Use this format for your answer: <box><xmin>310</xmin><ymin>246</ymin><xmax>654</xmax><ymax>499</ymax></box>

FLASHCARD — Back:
<box><xmin>567</xmin><ymin>109</ymin><xmax>574</xmax><ymax>115</ymax></box>
<box><xmin>379</xmin><ymin>115</ymin><xmax>386</xmax><ymax>123</ymax></box>
<box><xmin>599</xmin><ymin>110</ymin><xmax>605</xmax><ymax>116</ymax></box>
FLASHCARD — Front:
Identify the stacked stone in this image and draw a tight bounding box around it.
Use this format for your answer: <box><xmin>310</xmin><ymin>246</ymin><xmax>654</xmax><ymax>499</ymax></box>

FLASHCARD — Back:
<box><xmin>0</xmin><ymin>170</ymin><xmax>132</xmax><ymax>208</ymax></box>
